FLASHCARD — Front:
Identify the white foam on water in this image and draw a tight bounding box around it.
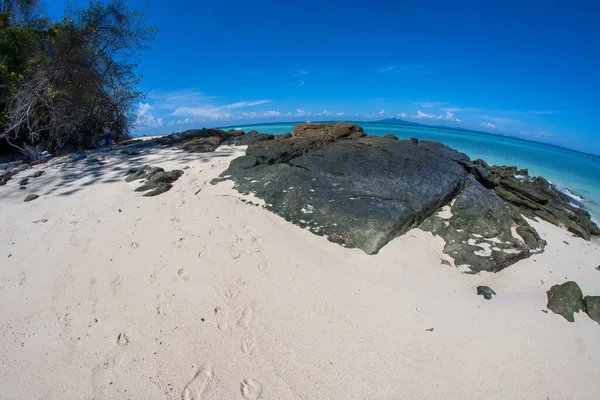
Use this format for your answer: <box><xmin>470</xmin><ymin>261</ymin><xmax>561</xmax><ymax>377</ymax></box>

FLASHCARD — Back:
<box><xmin>553</xmin><ymin>182</ymin><xmax>585</xmax><ymax>202</ymax></box>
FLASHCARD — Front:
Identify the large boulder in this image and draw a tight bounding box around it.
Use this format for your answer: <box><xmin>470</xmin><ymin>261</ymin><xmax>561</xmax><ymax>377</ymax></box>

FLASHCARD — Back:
<box><xmin>546</xmin><ymin>281</ymin><xmax>584</xmax><ymax>322</ymax></box>
<box><xmin>125</xmin><ymin>166</ymin><xmax>183</xmax><ymax>196</ymax></box>
<box><xmin>212</xmin><ymin>122</ymin><xmax>597</xmax><ymax>272</ymax></box>
<box><xmin>583</xmin><ymin>296</ymin><xmax>600</xmax><ymax>325</ymax></box>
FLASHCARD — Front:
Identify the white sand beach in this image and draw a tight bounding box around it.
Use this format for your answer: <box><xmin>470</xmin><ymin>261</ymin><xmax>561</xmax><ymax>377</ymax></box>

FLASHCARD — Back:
<box><xmin>1</xmin><ymin>144</ymin><xmax>599</xmax><ymax>399</ymax></box>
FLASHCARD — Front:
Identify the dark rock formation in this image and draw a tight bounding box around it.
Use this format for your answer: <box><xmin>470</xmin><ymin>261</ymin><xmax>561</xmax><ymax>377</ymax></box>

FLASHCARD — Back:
<box><xmin>24</xmin><ymin>194</ymin><xmax>39</xmax><ymax>202</ymax></box>
<box><xmin>477</xmin><ymin>286</ymin><xmax>496</xmax><ymax>300</ymax></box>
<box><xmin>546</xmin><ymin>281</ymin><xmax>584</xmax><ymax>322</ymax></box>
<box><xmin>155</xmin><ymin>127</ymin><xmax>274</xmax><ymax>153</ymax></box>
<box><xmin>459</xmin><ymin>163</ymin><xmax>600</xmax><ymax>240</ymax></box>
<box><xmin>125</xmin><ymin>166</ymin><xmax>183</xmax><ymax>196</ymax></box>
<box><xmin>29</xmin><ymin>170</ymin><xmax>44</xmax><ymax>178</ymax></box>
<box><xmin>420</xmin><ymin>177</ymin><xmax>546</xmax><ymax>272</ymax></box>
<box><xmin>18</xmin><ymin>178</ymin><xmax>28</xmax><ymax>186</ymax></box>
<box><xmin>584</xmin><ymin>296</ymin><xmax>600</xmax><ymax>324</ymax></box>
<box><xmin>212</xmin><ymin>122</ymin><xmax>598</xmax><ymax>272</ymax></box>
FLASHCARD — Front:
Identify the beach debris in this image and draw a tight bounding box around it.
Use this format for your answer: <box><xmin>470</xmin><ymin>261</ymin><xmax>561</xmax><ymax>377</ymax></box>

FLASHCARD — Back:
<box><xmin>131</xmin><ymin>242</ymin><xmax>139</xmax><ymax>248</ymax></box>
<box><xmin>33</xmin><ymin>218</ymin><xmax>48</xmax><ymax>224</ymax></box>
<box><xmin>24</xmin><ymin>194</ymin><xmax>39</xmax><ymax>202</ymax></box>
<box><xmin>125</xmin><ymin>166</ymin><xmax>183</xmax><ymax>196</ymax></box>
<box><xmin>596</xmin><ymin>265</ymin><xmax>600</xmax><ymax>271</ymax></box>
<box><xmin>440</xmin><ymin>259</ymin><xmax>451</xmax><ymax>266</ymax></box>
<box><xmin>546</xmin><ymin>281</ymin><xmax>584</xmax><ymax>322</ymax></box>
<box><xmin>7</xmin><ymin>254</ymin><xmax>11</xmax><ymax>258</ymax></box>
<box><xmin>477</xmin><ymin>286</ymin><xmax>497</xmax><ymax>300</ymax></box>
<box><xmin>563</xmin><ymin>241</ymin><xmax>570</xmax><ymax>245</ymax></box>
<box><xmin>541</xmin><ymin>309</ymin><xmax>548</xmax><ymax>313</ymax></box>
<box><xmin>583</xmin><ymin>296</ymin><xmax>600</xmax><ymax>325</ymax></box>
<box><xmin>425</xmin><ymin>328</ymin><xmax>434</xmax><ymax>332</ymax></box>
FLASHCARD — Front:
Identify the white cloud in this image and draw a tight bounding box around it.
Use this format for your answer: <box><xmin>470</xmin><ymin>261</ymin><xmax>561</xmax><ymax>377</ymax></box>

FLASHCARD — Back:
<box><xmin>411</xmin><ymin>110</ymin><xmax>461</xmax><ymax>122</ymax></box>
<box><xmin>296</xmin><ymin>109</ymin><xmax>306</xmax><ymax>116</ymax></box>
<box><xmin>176</xmin><ymin>118</ymin><xmax>191</xmax><ymax>124</ymax></box>
<box><xmin>378</xmin><ymin>109</ymin><xmax>385</xmax><ymax>116</ymax></box>
<box><xmin>396</xmin><ymin>112</ymin><xmax>408</xmax><ymax>118</ymax></box>
<box><xmin>413</xmin><ymin>110</ymin><xmax>443</xmax><ymax>120</ymax></box>
<box><xmin>377</xmin><ymin>64</ymin><xmax>396</xmax><ymax>73</ymax></box>
<box><xmin>376</xmin><ymin>63</ymin><xmax>435</xmax><ymax>75</ymax></box>
<box><xmin>479</xmin><ymin>122</ymin><xmax>498</xmax><ymax>129</ymax></box>
<box><xmin>412</xmin><ymin>102</ymin><xmax>448</xmax><ymax>108</ymax></box>
<box><xmin>136</xmin><ymin>103</ymin><xmax>164</xmax><ymax>127</ymax></box>
<box><xmin>173</xmin><ymin>99</ymin><xmax>271</xmax><ymax>120</ymax></box>
<box><xmin>263</xmin><ymin>110</ymin><xmax>281</xmax><ymax>117</ymax></box>
<box><xmin>283</xmin><ymin>112</ymin><xmax>293</xmax><ymax>117</ymax></box>
<box><xmin>337</xmin><ymin>112</ymin><xmax>345</xmax><ymax>116</ymax></box>
<box><xmin>314</xmin><ymin>110</ymin><xmax>330</xmax><ymax>117</ymax></box>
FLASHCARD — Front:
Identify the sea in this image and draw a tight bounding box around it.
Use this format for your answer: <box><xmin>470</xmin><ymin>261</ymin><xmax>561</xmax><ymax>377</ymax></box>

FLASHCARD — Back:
<box><xmin>222</xmin><ymin>122</ymin><xmax>600</xmax><ymax>223</ymax></box>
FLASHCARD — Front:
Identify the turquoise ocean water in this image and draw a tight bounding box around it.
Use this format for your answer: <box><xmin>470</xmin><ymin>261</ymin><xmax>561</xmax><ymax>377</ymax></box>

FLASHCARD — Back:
<box><xmin>223</xmin><ymin>122</ymin><xmax>600</xmax><ymax>223</ymax></box>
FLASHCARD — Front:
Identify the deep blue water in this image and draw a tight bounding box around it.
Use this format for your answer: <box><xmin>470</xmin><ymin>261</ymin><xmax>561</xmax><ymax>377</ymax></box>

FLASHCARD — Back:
<box><xmin>223</xmin><ymin>122</ymin><xmax>600</xmax><ymax>222</ymax></box>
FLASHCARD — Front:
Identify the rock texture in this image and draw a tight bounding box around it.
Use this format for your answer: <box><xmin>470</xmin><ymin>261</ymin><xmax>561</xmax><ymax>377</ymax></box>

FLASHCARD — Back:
<box><xmin>155</xmin><ymin>128</ymin><xmax>274</xmax><ymax>153</ymax></box>
<box><xmin>212</xmin><ymin>123</ymin><xmax>598</xmax><ymax>272</ymax></box>
<box><xmin>477</xmin><ymin>286</ymin><xmax>497</xmax><ymax>300</ymax></box>
<box><xmin>583</xmin><ymin>296</ymin><xmax>600</xmax><ymax>324</ymax></box>
<box><xmin>546</xmin><ymin>281</ymin><xmax>585</xmax><ymax>322</ymax></box>
<box><xmin>125</xmin><ymin>166</ymin><xmax>183</xmax><ymax>196</ymax></box>
<box><xmin>24</xmin><ymin>194</ymin><xmax>39</xmax><ymax>202</ymax></box>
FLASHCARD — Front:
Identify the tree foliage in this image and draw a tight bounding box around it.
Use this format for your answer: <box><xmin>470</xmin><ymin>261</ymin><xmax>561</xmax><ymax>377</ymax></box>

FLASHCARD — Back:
<box><xmin>0</xmin><ymin>0</ymin><xmax>155</xmax><ymax>156</ymax></box>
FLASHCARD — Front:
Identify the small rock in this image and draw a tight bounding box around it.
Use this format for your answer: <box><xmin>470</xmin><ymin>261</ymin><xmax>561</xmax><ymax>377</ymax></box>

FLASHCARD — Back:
<box><xmin>477</xmin><ymin>286</ymin><xmax>496</xmax><ymax>300</ymax></box>
<box><xmin>541</xmin><ymin>309</ymin><xmax>548</xmax><ymax>313</ymax></box>
<box><xmin>118</xmin><ymin>209</ymin><xmax>122</xmax><ymax>212</ymax></box>
<box><xmin>425</xmin><ymin>328</ymin><xmax>434</xmax><ymax>332</ymax></box>
<box><xmin>19</xmin><ymin>186</ymin><xmax>26</xmax><ymax>190</ymax></box>
<box><xmin>546</xmin><ymin>281</ymin><xmax>584</xmax><ymax>322</ymax></box>
<box><xmin>596</xmin><ymin>265</ymin><xmax>600</xmax><ymax>272</ymax></box>
<box><xmin>440</xmin><ymin>259</ymin><xmax>451</xmax><ymax>266</ymax></box>
<box><xmin>33</xmin><ymin>218</ymin><xmax>48</xmax><ymax>224</ymax></box>
<box><xmin>583</xmin><ymin>296</ymin><xmax>600</xmax><ymax>325</ymax></box>
<box><xmin>563</xmin><ymin>241</ymin><xmax>570</xmax><ymax>245</ymax></box>
<box><xmin>7</xmin><ymin>254</ymin><xmax>11</xmax><ymax>258</ymax></box>
<box><xmin>410</xmin><ymin>137</ymin><xmax>419</xmax><ymax>144</ymax></box>
<box><xmin>29</xmin><ymin>170</ymin><xmax>44</xmax><ymax>178</ymax></box>
<box><xmin>18</xmin><ymin>178</ymin><xmax>29</xmax><ymax>186</ymax></box>
<box><xmin>24</xmin><ymin>194</ymin><xmax>39</xmax><ymax>202</ymax></box>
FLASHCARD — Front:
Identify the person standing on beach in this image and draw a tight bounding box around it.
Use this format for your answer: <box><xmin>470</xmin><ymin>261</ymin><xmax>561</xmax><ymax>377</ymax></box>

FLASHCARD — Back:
<box><xmin>103</xmin><ymin>124</ymin><xmax>114</xmax><ymax>151</ymax></box>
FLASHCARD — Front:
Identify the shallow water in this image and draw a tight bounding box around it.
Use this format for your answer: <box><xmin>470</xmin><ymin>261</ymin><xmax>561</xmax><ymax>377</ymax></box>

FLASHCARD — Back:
<box><xmin>225</xmin><ymin>122</ymin><xmax>600</xmax><ymax>222</ymax></box>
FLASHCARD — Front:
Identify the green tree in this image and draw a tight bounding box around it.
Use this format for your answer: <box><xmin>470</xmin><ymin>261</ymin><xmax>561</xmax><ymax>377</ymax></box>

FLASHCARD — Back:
<box><xmin>0</xmin><ymin>0</ymin><xmax>155</xmax><ymax>156</ymax></box>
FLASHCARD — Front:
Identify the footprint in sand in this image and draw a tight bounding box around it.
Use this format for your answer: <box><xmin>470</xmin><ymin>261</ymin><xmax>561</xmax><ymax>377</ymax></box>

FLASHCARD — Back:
<box><xmin>237</xmin><ymin>304</ymin><xmax>254</xmax><ymax>329</ymax></box>
<box><xmin>18</xmin><ymin>272</ymin><xmax>26</xmax><ymax>286</ymax></box>
<box><xmin>157</xmin><ymin>294</ymin><xmax>168</xmax><ymax>316</ymax></box>
<box><xmin>225</xmin><ymin>285</ymin><xmax>240</xmax><ymax>299</ymax></box>
<box><xmin>178</xmin><ymin>269</ymin><xmax>191</xmax><ymax>282</ymax></box>
<box><xmin>241</xmin><ymin>378</ymin><xmax>263</xmax><ymax>400</ymax></box>
<box><xmin>117</xmin><ymin>332</ymin><xmax>130</xmax><ymax>346</ymax></box>
<box><xmin>182</xmin><ymin>365</ymin><xmax>213</xmax><ymax>400</ymax></box>
<box><xmin>215</xmin><ymin>306</ymin><xmax>229</xmax><ymax>331</ymax></box>
<box><xmin>241</xmin><ymin>336</ymin><xmax>257</xmax><ymax>355</ymax></box>
<box><xmin>111</xmin><ymin>276</ymin><xmax>122</xmax><ymax>293</ymax></box>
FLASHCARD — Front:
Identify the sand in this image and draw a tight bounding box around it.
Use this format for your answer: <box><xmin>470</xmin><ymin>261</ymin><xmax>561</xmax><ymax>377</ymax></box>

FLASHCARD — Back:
<box><xmin>1</xmin><ymin>144</ymin><xmax>599</xmax><ymax>399</ymax></box>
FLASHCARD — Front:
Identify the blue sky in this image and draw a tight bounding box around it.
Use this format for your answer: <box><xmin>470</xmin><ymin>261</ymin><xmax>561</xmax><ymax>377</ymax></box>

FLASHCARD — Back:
<box><xmin>47</xmin><ymin>1</ymin><xmax>600</xmax><ymax>154</ymax></box>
